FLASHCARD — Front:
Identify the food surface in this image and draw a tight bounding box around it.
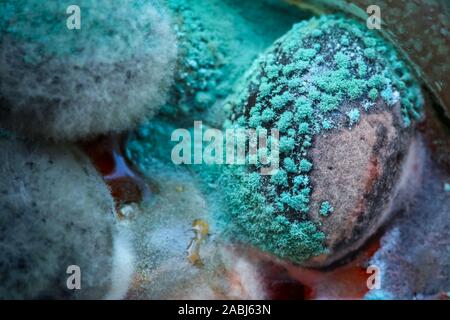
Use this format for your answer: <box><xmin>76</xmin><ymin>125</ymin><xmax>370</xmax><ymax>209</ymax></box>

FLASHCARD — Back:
<box><xmin>0</xmin><ymin>0</ymin><xmax>448</xmax><ymax>301</ymax></box>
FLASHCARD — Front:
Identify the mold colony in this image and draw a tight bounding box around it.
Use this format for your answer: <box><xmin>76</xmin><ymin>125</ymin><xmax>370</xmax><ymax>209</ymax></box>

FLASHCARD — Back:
<box><xmin>219</xmin><ymin>15</ymin><xmax>423</xmax><ymax>265</ymax></box>
<box><xmin>1</xmin><ymin>0</ymin><xmax>444</xmax><ymax>300</ymax></box>
<box><xmin>0</xmin><ymin>0</ymin><xmax>175</xmax><ymax>298</ymax></box>
<box><xmin>126</xmin><ymin>14</ymin><xmax>425</xmax><ymax>293</ymax></box>
<box><xmin>160</xmin><ymin>0</ymin><xmax>309</xmax><ymax>122</ymax></box>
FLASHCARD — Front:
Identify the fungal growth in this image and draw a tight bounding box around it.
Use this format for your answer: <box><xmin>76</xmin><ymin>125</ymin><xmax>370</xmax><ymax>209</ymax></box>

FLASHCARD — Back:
<box><xmin>221</xmin><ymin>15</ymin><xmax>424</xmax><ymax>265</ymax></box>
<box><xmin>0</xmin><ymin>0</ymin><xmax>177</xmax><ymax>140</ymax></box>
<box><xmin>0</xmin><ymin>136</ymin><xmax>121</xmax><ymax>299</ymax></box>
<box><xmin>160</xmin><ymin>0</ymin><xmax>309</xmax><ymax>122</ymax></box>
<box><xmin>0</xmin><ymin>0</ymin><xmax>447</xmax><ymax>302</ymax></box>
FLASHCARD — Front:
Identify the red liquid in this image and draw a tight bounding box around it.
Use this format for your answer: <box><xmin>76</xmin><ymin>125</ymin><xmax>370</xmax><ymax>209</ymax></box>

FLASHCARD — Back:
<box><xmin>253</xmin><ymin>236</ymin><xmax>381</xmax><ymax>300</ymax></box>
<box><xmin>81</xmin><ymin>134</ymin><xmax>151</xmax><ymax>216</ymax></box>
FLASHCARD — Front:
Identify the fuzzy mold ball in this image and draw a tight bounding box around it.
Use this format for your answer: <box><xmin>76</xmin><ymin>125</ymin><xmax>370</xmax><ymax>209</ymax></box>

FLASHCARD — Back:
<box><xmin>0</xmin><ymin>0</ymin><xmax>177</xmax><ymax>140</ymax></box>
<box><xmin>0</xmin><ymin>137</ymin><xmax>131</xmax><ymax>299</ymax></box>
<box><xmin>221</xmin><ymin>15</ymin><xmax>423</xmax><ymax>266</ymax></box>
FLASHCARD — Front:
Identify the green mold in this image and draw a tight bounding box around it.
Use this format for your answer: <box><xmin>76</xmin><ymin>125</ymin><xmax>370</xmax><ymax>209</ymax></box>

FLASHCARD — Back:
<box><xmin>347</xmin><ymin>108</ymin><xmax>361</xmax><ymax>127</ymax></box>
<box><xmin>284</xmin><ymin>157</ymin><xmax>298</xmax><ymax>173</ymax></box>
<box><xmin>221</xmin><ymin>15</ymin><xmax>424</xmax><ymax>264</ymax></box>
<box><xmin>299</xmin><ymin>159</ymin><xmax>313</xmax><ymax>173</ymax></box>
<box><xmin>271</xmin><ymin>169</ymin><xmax>288</xmax><ymax>186</ymax></box>
<box><xmin>369</xmin><ymin>88</ymin><xmax>379</xmax><ymax>101</ymax></box>
<box><xmin>161</xmin><ymin>0</ymin><xmax>311</xmax><ymax>120</ymax></box>
<box><xmin>277</xmin><ymin>111</ymin><xmax>294</xmax><ymax>133</ymax></box>
<box><xmin>261</xmin><ymin>108</ymin><xmax>276</xmax><ymax>123</ymax></box>
<box><xmin>319</xmin><ymin>201</ymin><xmax>334</xmax><ymax>217</ymax></box>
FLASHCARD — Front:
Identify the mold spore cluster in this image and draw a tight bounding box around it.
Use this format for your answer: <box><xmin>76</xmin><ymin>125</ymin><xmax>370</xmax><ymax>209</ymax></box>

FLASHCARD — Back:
<box><xmin>162</xmin><ymin>1</ymin><xmax>224</xmax><ymax>117</ymax></box>
<box><xmin>221</xmin><ymin>15</ymin><xmax>423</xmax><ymax>263</ymax></box>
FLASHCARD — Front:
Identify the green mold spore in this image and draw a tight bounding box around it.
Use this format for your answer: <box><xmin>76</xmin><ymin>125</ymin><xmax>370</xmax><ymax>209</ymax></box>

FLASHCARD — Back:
<box><xmin>319</xmin><ymin>201</ymin><xmax>334</xmax><ymax>216</ymax></box>
<box><xmin>444</xmin><ymin>183</ymin><xmax>450</xmax><ymax>193</ymax></box>
<box><xmin>322</xmin><ymin>119</ymin><xmax>334</xmax><ymax>130</ymax></box>
<box><xmin>271</xmin><ymin>169</ymin><xmax>288</xmax><ymax>186</ymax></box>
<box><xmin>334</xmin><ymin>52</ymin><xmax>350</xmax><ymax>69</ymax></box>
<box><xmin>364</xmin><ymin>48</ymin><xmax>377</xmax><ymax>59</ymax></box>
<box><xmin>279</xmin><ymin>136</ymin><xmax>296</xmax><ymax>153</ymax></box>
<box><xmin>270</xmin><ymin>92</ymin><xmax>293</xmax><ymax>110</ymax></box>
<box><xmin>347</xmin><ymin>108</ymin><xmax>361</xmax><ymax>127</ymax></box>
<box><xmin>368</xmin><ymin>88</ymin><xmax>379</xmax><ymax>101</ymax></box>
<box><xmin>341</xmin><ymin>35</ymin><xmax>350</xmax><ymax>46</ymax></box>
<box><xmin>277</xmin><ymin>111</ymin><xmax>294</xmax><ymax>132</ymax></box>
<box><xmin>298</xmin><ymin>122</ymin><xmax>309</xmax><ymax>134</ymax></box>
<box><xmin>222</xmin><ymin>15</ymin><xmax>424</xmax><ymax>264</ymax></box>
<box><xmin>294</xmin><ymin>175</ymin><xmax>309</xmax><ymax>187</ymax></box>
<box><xmin>295</xmin><ymin>97</ymin><xmax>314</xmax><ymax>119</ymax></box>
<box><xmin>299</xmin><ymin>159</ymin><xmax>313</xmax><ymax>173</ymax></box>
<box><xmin>261</xmin><ymin>108</ymin><xmax>276</xmax><ymax>123</ymax></box>
<box><xmin>284</xmin><ymin>157</ymin><xmax>297</xmax><ymax>173</ymax></box>
<box><xmin>279</xmin><ymin>190</ymin><xmax>310</xmax><ymax>212</ymax></box>
<box><xmin>357</xmin><ymin>58</ymin><xmax>368</xmax><ymax>77</ymax></box>
<box><xmin>248</xmin><ymin>113</ymin><xmax>263</xmax><ymax>128</ymax></box>
<box><xmin>295</xmin><ymin>48</ymin><xmax>317</xmax><ymax>61</ymax></box>
<box><xmin>318</xmin><ymin>93</ymin><xmax>342</xmax><ymax>112</ymax></box>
